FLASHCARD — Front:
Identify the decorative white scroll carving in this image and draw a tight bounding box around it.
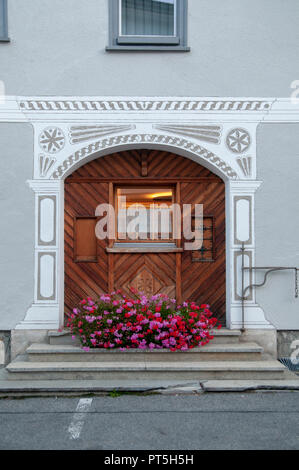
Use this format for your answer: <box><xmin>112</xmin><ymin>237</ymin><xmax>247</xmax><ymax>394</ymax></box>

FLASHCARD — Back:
<box><xmin>237</xmin><ymin>156</ymin><xmax>252</xmax><ymax>177</ymax></box>
<box><xmin>226</xmin><ymin>128</ymin><xmax>251</xmax><ymax>154</ymax></box>
<box><xmin>39</xmin><ymin>155</ymin><xmax>56</xmax><ymax>177</ymax></box>
<box><xmin>39</xmin><ymin>197</ymin><xmax>55</xmax><ymax>245</ymax></box>
<box><xmin>51</xmin><ymin>134</ymin><xmax>238</xmax><ymax>180</ymax></box>
<box><xmin>19</xmin><ymin>99</ymin><xmax>273</xmax><ymax>112</ymax></box>
<box><xmin>38</xmin><ymin>253</ymin><xmax>56</xmax><ymax>301</ymax></box>
<box><xmin>153</xmin><ymin>124</ymin><xmax>222</xmax><ymax>144</ymax></box>
<box><xmin>236</xmin><ymin>198</ymin><xmax>250</xmax><ymax>243</ymax></box>
<box><xmin>14</xmin><ymin>93</ymin><xmax>277</xmax><ymax>331</ymax></box>
<box><xmin>39</xmin><ymin>127</ymin><xmax>65</xmax><ymax>154</ymax></box>
<box><xmin>69</xmin><ymin>124</ymin><xmax>136</xmax><ymax>144</ymax></box>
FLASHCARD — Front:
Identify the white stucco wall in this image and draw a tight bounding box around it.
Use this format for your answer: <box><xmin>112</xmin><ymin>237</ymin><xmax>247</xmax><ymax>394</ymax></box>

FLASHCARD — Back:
<box><xmin>255</xmin><ymin>123</ymin><xmax>299</xmax><ymax>330</ymax></box>
<box><xmin>0</xmin><ymin>0</ymin><xmax>298</xmax><ymax>96</ymax></box>
<box><xmin>0</xmin><ymin>123</ymin><xmax>35</xmax><ymax>330</ymax></box>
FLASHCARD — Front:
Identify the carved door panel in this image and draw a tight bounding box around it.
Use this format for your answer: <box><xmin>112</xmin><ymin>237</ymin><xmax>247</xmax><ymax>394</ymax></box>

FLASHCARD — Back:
<box><xmin>113</xmin><ymin>254</ymin><xmax>176</xmax><ymax>299</ymax></box>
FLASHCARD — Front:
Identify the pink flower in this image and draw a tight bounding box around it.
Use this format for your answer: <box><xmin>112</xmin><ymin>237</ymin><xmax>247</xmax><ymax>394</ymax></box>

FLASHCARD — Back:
<box><xmin>70</xmin><ymin>292</ymin><xmax>220</xmax><ymax>352</ymax></box>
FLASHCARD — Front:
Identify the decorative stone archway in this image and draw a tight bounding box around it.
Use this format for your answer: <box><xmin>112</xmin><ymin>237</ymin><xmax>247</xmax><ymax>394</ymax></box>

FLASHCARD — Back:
<box><xmin>11</xmin><ymin>96</ymin><xmax>277</xmax><ymax>331</ymax></box>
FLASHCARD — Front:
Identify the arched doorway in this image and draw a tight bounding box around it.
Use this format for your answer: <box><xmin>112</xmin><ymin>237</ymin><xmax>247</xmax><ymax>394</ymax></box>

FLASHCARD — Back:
<box><xmin>64</xmin><ymin>149</ymin><xmax>226</xmax><ymax>323</ymax></box>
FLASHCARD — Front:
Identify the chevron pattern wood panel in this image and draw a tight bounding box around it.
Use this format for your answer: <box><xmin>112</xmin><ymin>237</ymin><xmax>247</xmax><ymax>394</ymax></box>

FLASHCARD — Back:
<box><xmin>181</xmin><ymin>181</ymin><xmax>226</xmax><ymax>323</ymax></box>
<box><xmin>67</xmin><ymin>149</ymin><xmax>216</xmax><ymax>180</ymax></box>
<box><xmin>64</xmin><ymin>150</ymin><xmax>226</xmax><ymax>322</ymax></box>
<box><xmin>64</xmin><ymin>182</ymin><xmax>109</xmax><ymax>316</ymax></box>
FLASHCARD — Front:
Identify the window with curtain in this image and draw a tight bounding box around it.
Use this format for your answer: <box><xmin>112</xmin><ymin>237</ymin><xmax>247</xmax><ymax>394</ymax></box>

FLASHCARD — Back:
<box><xmin>120</xmin><ymin>0</ymin><xmax>176</xmax><ymax>37</ymax></box>
<box><xmin>0</xmin><ymin>0</ymin><xmax>8</xmax><ymax>41</ymax></box>
<box><xmin>107</xmin><ymin>0</ymin><xmax>189</xmax><ymax>51</ymax></box>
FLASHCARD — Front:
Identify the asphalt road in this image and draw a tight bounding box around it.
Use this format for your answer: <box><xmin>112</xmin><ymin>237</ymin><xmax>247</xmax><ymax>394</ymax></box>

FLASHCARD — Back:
<box><xmin>0</xmin><ymin>392</ymin><xmax>298</xmax><ymax>450</ymax></box>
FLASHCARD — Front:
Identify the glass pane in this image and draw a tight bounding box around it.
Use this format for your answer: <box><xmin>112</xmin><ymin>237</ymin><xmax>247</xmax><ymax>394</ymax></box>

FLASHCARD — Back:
<box><xmin>121</xmin><ymin>0</ymin><xmax>175</xmax><ymax>36</ymax></box>
<box><xmin>117</xmin><ymin>187</ymin><xmax>174</xmax><ymax>241</ymax></box>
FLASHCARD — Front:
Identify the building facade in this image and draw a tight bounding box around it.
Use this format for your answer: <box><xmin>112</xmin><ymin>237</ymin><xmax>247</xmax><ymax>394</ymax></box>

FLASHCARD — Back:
<box><xmin>0</xmin><ymin>0</ymin><xmax>299</xmax><ymax>363</ymax></box>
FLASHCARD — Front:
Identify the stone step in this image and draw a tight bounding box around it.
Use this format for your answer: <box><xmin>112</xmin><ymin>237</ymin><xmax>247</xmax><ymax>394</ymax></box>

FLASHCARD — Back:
<box><xmin>0</xmin><ymin>377</ymin><xmax>299</xmax><ymax>397</ymax></box>
<box><xmin>48</xmin><ymin>328</ymin><xmax>242</xmax><ymax>346</ymax></box>
<box><xmin>48</xmin><ymin>330</ymin><xmax>80</xmax><ymax>346</ymax></box>
<box><xmin>200</xmin><ymin>379</ymin><xmax>299</xmax><ymax>392</ymax></box>
<box><xmin>6</xmin><ymin>360</ymin><xmax>287</xmax><ymax>381</ymax></box>
<box><xmin>27</xmin><ymin>342</ymin><xmax>264</xmax><ymax>362</ymax></box>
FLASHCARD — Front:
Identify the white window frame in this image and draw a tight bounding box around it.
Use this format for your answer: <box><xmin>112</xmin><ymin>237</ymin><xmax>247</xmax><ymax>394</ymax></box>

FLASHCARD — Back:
<box><xmin>107</xmin><ymin>0</ymin><xmax>189</xmax><ymax>51</ymax></box>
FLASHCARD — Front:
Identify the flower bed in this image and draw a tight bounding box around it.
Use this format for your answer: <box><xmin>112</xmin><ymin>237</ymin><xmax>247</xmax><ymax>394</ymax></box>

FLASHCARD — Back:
<box><xmin>67</xmin><ymin>291</ymin><xmax>221</xmax><ymax>351</ymax></box>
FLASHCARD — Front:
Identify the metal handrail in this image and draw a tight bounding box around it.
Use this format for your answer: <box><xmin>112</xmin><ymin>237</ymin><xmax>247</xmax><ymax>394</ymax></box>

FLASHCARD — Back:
<box><xmin>240</xmin><ymin>243</ymin><xmax>298</xmax><ymax>332</ymax></box>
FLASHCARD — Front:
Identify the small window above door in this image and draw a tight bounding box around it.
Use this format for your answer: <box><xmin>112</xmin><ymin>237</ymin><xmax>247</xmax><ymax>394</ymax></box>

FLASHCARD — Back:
<box><xmin>106</xmin><ymin>185</ymin><xmax>183</xmax><ymax>253</ymax></box>
<box><xmin>107</xmin><ymin>0</ymin><xmax>189</xmax><ymax>51</ymax></box>
<box><xmin>116</xmin><ymin>186</ymin><xmax>174</xmax><ymax>242</ymax></box>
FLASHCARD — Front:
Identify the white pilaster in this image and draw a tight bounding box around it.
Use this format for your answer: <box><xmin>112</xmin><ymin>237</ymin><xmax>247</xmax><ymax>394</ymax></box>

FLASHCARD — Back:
<box><xmin>227</xmin><ymin>180</ymin><xmax>274</xmax><ymax>329</ymax></box>
<box><xmin>16</xmin><ymin>180</ymin><xmax>64</xmax><ymax>330</ymax></box>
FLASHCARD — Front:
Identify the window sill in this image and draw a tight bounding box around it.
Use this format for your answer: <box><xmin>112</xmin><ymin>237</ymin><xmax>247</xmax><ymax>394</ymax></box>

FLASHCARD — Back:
<box><xmin>74</xmin><ymin>257</ymin><xmax>98</xmax><ymax>263</ymax></box>
<box><xmin>106</xmin><ymin>45</ymin><xmax>190</xmax><ymax>52</ymax></box>
<box><xmin>106</xmin><ymin>243</ymin><xmax>183</xmax><ymax>254</ymax></box>
<box><xmin>117</xmin><ymin>36</ymin><xmax>180</xmax><ymax>45</ymax></box>
<box><xmin>0</xmin><ymin>37</ymin><xmax>10</xmax><ymax>43</ymax></box>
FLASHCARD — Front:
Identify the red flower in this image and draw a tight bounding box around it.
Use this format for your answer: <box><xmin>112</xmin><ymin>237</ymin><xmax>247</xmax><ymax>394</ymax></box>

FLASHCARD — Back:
<box><xmin>69</xmin><ymin>292</ymin><xmax>220</xmax><ymax>351</ymax></box>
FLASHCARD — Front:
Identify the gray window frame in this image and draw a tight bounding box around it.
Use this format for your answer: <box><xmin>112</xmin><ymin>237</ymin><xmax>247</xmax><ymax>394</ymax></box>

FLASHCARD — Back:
<box><xmin>0</xmin><ymin>0</ymin><xmax>9</xmax><ymax>42</ymax></box>
<box><xmin>106</xmin><ymin>0</ymin><xmax>189</xmax><ymax>52</ymax></box>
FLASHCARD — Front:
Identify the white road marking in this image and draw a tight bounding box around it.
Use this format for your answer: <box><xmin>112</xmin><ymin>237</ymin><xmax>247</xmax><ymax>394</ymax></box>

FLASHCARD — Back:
<box><xmin>68</xmin><ymin>398</ymin><xmax>93</xmax><ymax>440</ymax></box>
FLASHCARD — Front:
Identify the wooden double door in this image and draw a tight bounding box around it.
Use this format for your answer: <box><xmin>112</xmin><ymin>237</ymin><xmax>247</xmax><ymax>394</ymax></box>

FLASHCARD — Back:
<box><xmin>64</xmin><ymin>149</ymin><xmax>226</xmax><ymax>323</ymax></box>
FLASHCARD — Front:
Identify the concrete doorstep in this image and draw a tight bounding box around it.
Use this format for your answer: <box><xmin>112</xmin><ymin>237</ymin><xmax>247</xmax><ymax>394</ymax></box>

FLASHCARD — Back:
<box><xmin>2</xmin><ymin>328</ymin><xmax>298</xmax><ymax>396</ymax></box>
<box><xmin>0</xmin><ymin>371</ymin><xmax>299</xmax><ymax>397</ymax></box>
<box><xmin>200</xmin><ymin>380</ymin><xmax>299</xmax><ymax>392</ymax></box>
<box><xmin>0</xmin><ymin>376</ymin><xmax>204</xmax><ymax>397</ymax></box>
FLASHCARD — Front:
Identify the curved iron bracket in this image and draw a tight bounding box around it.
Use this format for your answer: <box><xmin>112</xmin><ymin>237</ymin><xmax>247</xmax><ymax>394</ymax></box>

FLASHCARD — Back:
<box><xmin>243</xmin><ymin>267</ymin><xmax>299</xmax><ymax>299</ymax></box>
<box><xmin>240</xmin><ymin>243</ymin><xmax>298</xmax><ymax>331</ymax></box>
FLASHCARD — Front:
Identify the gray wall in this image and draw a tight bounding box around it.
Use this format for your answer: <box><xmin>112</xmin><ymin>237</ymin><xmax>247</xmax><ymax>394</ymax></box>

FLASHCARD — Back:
<box><xmin>256</xmin><ymin>124</ymin><xmax>299</xmax><ymax>330</ymax></box>
<box><xmin>0</xmin><ymin>0</ymin><xmax>298</xmax><ymax>96</ymax></box>
<box><xmin>0</xmin><ymin>123</ymin><xmax>34</xmax><ymax>330</ymax></box>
